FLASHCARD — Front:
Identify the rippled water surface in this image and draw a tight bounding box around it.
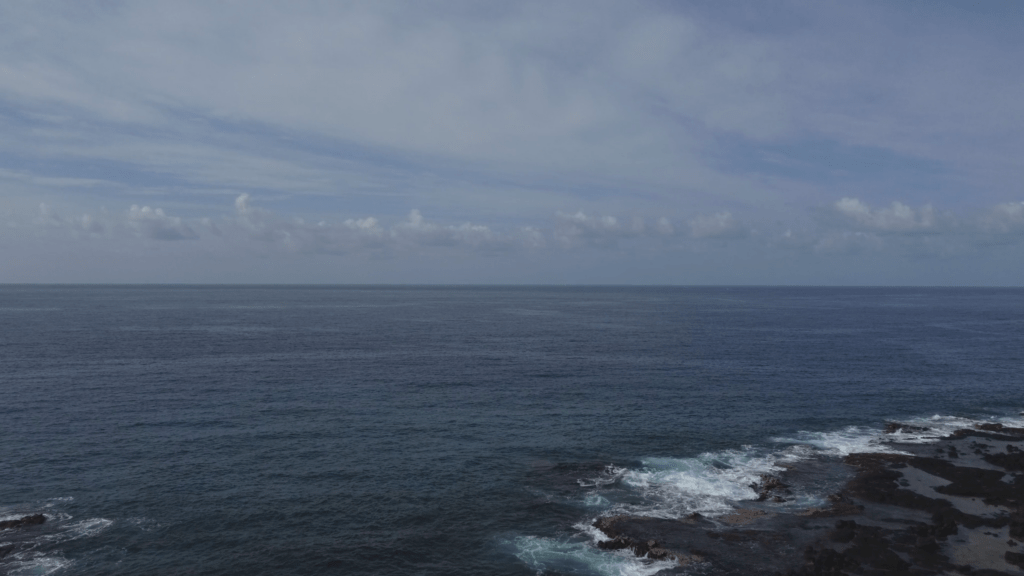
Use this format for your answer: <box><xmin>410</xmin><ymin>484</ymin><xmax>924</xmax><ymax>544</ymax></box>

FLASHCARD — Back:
<box><xmin>1</xmin><ymin>286</ymin><xmax>1022</xmax><ymax>575</ymax></box>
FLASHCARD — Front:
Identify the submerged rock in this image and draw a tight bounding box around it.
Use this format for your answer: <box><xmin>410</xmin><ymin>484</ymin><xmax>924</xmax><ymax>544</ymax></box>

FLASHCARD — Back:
<box><xmin>750</xmin><ymin>473</ymin><xmax>791</xmax><ymax>502</ymax></box>
<box><xmin>883</xmin><ymin>422</ymin><xmax>932</xmax><ymax>435</ymax></box>
<box><xmin>590</xmin><ymin>424</ymin><xmax>1024</xmax><ymax>575</ymax></box>
<box><xmin>0</xmin><ymin>514</ymin><xmax>46</xmax><ymax>530</ymax></box>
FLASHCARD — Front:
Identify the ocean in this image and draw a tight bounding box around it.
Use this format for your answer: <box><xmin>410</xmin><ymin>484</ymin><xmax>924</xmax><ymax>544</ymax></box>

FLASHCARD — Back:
<box><xmin>1</xmin><ymin>286</ymin><xmax>1022</xmax><ymax>575</ymax></box>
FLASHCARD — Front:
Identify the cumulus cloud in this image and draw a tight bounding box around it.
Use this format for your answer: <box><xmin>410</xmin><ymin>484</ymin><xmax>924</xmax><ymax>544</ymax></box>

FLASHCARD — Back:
<box><xmin>230</xmin><ymin>193</ymin><xmax>348</xmax><ymax>252</ymax></box>
<box><xmin>688</xmin><ymin>212</ymin><xmax>745</xmax><ymax>239</ymax></box>
<box><xmin>2</xmin><ymin>1</ymin><xmax>1022</xmax><ymax>287</ymax></box>
<box><xmin>342</xmin><ymin>216</ymin><xmax>387</xmax><ymax>247</ymax></box>
<box><xmin>799</xmin><ymin>196</ymin><xmax>1024</xmax><ymax>255</ymax></box>
<box><xmin>223</xmin><ymin>199</ymin><xmax>688</xmax><ymax>255</ymax></box>
<box><xmin>127</xmin><ymin>205</ymin><xmax>198</xmax><ymax>240</ymax></box>
<box><xmin>833</xmin><ymin>198</ymin><xmax>937</xmax><ymax>233</ymax></box>
<box><xmin>554</xmin><ymin>211</ymin><xmax>644</xmax><ymax>247</ymax></box>
<box><xmin>226</xmin><ymin>196</ymin><xmax>522</xmax><ymax>254</ymax></box>
<box><xmin>654</xmin><ymin>217</ymin><xmax>674</xmax><ymax>236</ymax></box>
<box><xmin>802</xmin><ymin>198</ymin><xmax>942</xmax><ymax>254</ymax></box>
<box><xmin>35</xmin><ymin>203</ymin><xmax>64</xmax><ymax>229</ymax></box>
<box><xmin>232</xmin><ymin>193</ymin><xmax>281</xmax><ymax>241</ymax></box>
<box><xmin>980</xmin><ymin>201</ymin><xmax>1024</xmax><ymax>235</ymax></box>
<box><xmin>392</xmin><ymin>209</ymin><xmax>500</xmax><ymax>249</ymax></box>
<box><xmin>519</xmin><ymin>226</ymin><xmax>546</xmax><ymax>249</ymax></box>
<box><xmin>7</xmin><ymin>193</ymin><xmax>1024</xmax><ymax>283</ymax></box>
<box><xmin>234</xmin><ymin>193</ymin><xmax>253</xmax><ymax>214</ymax></box>
<box><xmin>31</xmin><ymin>203</ymin><xmax>108</xmax><ymax>237</ymax></box>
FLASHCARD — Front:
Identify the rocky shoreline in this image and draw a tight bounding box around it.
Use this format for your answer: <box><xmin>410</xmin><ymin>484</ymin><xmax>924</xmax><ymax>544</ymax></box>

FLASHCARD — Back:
<box><xmin>592</xmin><ymin>422</ymin><xmax>1024</xmax><ymax>575</ymax></box>
<box><xmin>0</xmin><ymin>513</ymin><xmax>47</xmax><ymax>561</ymax></box>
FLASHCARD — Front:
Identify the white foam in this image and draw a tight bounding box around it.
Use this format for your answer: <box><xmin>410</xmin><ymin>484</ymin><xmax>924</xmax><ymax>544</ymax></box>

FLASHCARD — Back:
<box><xmin>600</xmin><ymin>414</ymin><xmax>1023</xmax><ymax>520</ymax></box>
<box><xmin>612</xmin><ymin>414</ymin><xmax>1024</xmax><ymax>519</ymax></box>
<box><xmin>898</xmin><ymin>414</ymin><xmax>1024</xmax><ymax>440</ymax></box>
<box><xmin>0</xmin><ymin>513</ymin><xmax>57</xmax><ymax>525</ymax></box>
<box><xmin>37</xmin><ymin>518</ymin><xmax>113</xmax><ymax>545</ymax></box>
<box><xmin>511</xmin><ymin>535</ymin><xmax>677</xmax><ymax>576</ymax></box>
<box><xmin>617</xmin><ymin>449</ymin><xmax>783</xmax><ymax>517</ymax></box>
<box><xmin>771</xmin><ymin>426</ymin><xmax>909</xmax><ymax>456</ymax></box>
<box><xmin>578</xmin><ymin>465</ymin><xmax>627</xmax><ymax>488</ymax></box>
<box><xmin>516</xmin><ymin>414</ymin><xmax>1022</xmax><ymax>574</ymax></box>
<box><xmin>4</xmin><ymin>556</ymin><xmax>71</xmax><ymax>576</ymax></box>
<box><xmin>69</xmin><ymin>518</ymin><xmax>112</xmax><ymax>539</ymax></box>
<box><xmin>583</xmin><ymin>494</ymin><xmax>611</xmax><ymax>508</ymax></box>
<box><xmin>0</xmin><ymin>503</ymin><xmax>108</xmax><ymax>576</ymax></box>
<box><xmin>574</xmin><ymin>521</ymin><xmax>613</xmax><ymax>544</ymax></box>
<box><xmin>771</xmin><ymin>414</ymin><xmax>1024</xmax><ymax>455</ymax></box>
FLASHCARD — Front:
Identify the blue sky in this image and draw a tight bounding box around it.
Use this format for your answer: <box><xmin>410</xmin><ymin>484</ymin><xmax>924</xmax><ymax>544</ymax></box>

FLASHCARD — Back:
<box><xmin>1</xmin><ymin>0</ymin><xmax>1023</xmax><ymax>284</ymax></box>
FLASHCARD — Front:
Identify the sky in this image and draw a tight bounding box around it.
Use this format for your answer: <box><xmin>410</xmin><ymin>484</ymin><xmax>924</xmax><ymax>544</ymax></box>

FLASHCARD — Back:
<box><xmin>1</xmin><ymin>0</ymin><xmax>1023</xmax><ymax>285</ymax></box>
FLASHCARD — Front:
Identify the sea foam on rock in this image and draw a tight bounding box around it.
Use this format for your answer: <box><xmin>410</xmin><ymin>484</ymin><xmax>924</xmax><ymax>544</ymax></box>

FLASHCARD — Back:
<box><xmin>590</xmin><ymin>420</ymin><xmax>1024</xmax><ymax>575</ymax></box>
<box><xmin>0</xmin><ymin>514</ymin><xmax>45</xmax><ymax>531</ymax></box>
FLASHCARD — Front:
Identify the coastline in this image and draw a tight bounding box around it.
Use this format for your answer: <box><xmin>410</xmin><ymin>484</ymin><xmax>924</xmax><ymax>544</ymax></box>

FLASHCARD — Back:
<box><xmin>591</xmin><ymin>422</ymin><xmax>1024</xmax><ymax>575</ymax></box>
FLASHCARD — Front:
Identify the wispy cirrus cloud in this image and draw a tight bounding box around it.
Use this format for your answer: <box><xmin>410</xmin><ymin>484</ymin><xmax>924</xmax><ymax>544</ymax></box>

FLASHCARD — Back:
<box><xmin>1</xmin><ymin>1</ymin><xmax>1023</xmax><ymax>283</ymax></box>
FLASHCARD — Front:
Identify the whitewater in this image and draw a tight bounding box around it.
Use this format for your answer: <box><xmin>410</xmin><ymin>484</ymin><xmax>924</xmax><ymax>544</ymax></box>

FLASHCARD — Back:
<box><xmin>2</xmin><ymin>286</ymin><xmax>1022</xmax><ymax>575</ymax></box>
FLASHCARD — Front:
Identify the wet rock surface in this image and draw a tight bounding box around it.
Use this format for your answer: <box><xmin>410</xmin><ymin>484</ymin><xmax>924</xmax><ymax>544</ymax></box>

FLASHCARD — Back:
<box><xmin>592</xmin><ymin>424</ymin><xmax>1024</xmax><ymax>575</ymax></box>
<box><xmin>0</xmin><ymin>513</ymin><xmax>50</xmax><ymax>566</ymax></box>
<box><xmin>752</xmin><ymin>473</ymin><xmax>793</xmax><ymax>502</ymax></box>
<box><xmin>0</xmin><ymin>514</ymin><xmax>46</xmax><ymax>531</ymax></box>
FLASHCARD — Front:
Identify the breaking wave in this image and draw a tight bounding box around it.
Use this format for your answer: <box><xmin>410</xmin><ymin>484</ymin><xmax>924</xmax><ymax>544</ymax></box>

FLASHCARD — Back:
<box><xmin>511</xmin><ymin>535</ymin><xmax>679</xmax><ymax>576</ymax></box>
<box><xmin>617</xmin><ymin>449</ymin><xmax>786</xmax><ymax>517</ymax></box>
<box><xmin>0</xmin><ymin>498</ymin><xmax>111</xmax><ymax>576</ymax></box>
<box><xmin>512</xmin><ymin>412</ymin><xmax>1024</xmax><ymax>574</ymax></box>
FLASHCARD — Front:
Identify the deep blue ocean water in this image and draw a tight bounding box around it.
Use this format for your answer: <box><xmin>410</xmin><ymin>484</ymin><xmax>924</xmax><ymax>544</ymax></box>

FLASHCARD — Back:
<box><xmin>1</xmin><ymin>286</ymin><xmax>1022</xmax><ymax>576</ymax></box>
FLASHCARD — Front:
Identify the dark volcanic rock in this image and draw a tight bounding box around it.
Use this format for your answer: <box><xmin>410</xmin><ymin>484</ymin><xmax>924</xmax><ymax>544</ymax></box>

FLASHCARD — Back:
<box><xmin>750</xmin><ymin>473</ymin><xmax>791</xmax><ymax>502</ymax></box>
<box><xmin>789</xmin><ymin>546</ymin><xmax>854</xmax><ymax>576</ymax></box>
<box><xmin>1010</xmin><ymin>510</ymin><xmax>1024</xmax><ymax>540</ymax></box>
<box><xmin>590</xmin><ymin>422</ymin><xmax>1024</xmax><ymax>575</ymax></box>
<box><xmin>592</xmin><ymin>520</ymin><xmax>697</xmax><ymax>564</ymax></box>
<box><xmin>802</xmin><ymin>492</ymin><xmax>864</xmax><ymax>518</ymax></box>
<box><xmin>985</xmin><ymin>444</ymin><xmax>1024</xmax><ymax>472</ymax></box>
<box><xmin>845</xmin><ymin>524</ymin><xmax>910</xmax><ymax>572</ymax></box>
<box><xmin>0</xmin><ymin>514</ymin><xmax>46</xmax><ymax>530</ymax></box>
<box><xmin>593</xmin><ymin>512</ymin><xmax>821</xmax><ymax>573</ymax></box>
<box><xmin>591</xmin><ymin>514</ymin><xmax>627</xmax><ymax>538</ymax></box>
<box><xmin>883</xmin><ymin>422</ymin><xmax>932</xmax><ymax>435</ymax></box>
<box><xmin>975</xmin><ymin>423</ymin><xmax>1024</xmax><ymax>436</ymax></box>
<box><xmin>844</xmin><ymin>453</ymin><xmax>958</xmax><ymax>512</ymax></box>
<box><xmin>828</xmin><ymin>519</ymin><xmax>856</xmax><ymax>543</ymax></box>
<box><xmin>597</xmin><ymin>535</ymin><xmax>656</xmax><ymax>556</ymax></box>
<box><xmin>951</xmin><ymin>428</ymin><xmax>1024</xmax><ymax>442</ymax></box>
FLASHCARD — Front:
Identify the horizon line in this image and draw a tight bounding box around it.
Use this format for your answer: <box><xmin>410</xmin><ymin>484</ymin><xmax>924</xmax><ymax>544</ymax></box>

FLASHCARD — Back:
<box><xmin>3</xmin><ymin>283</ymin><xmax>1022</xmax><ymax>289</ymax></box>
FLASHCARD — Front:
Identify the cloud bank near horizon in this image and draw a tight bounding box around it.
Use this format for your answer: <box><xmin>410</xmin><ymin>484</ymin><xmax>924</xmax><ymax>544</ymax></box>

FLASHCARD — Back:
<box><xmin>1</xmin><ymin>1</ymin><xmax>1022</xmax><ymax>284</ymax></box>
<box><xmin>8</xmin><ymin>194</ymin><xmax>1024</xmax><ymax>253</ymax></box>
